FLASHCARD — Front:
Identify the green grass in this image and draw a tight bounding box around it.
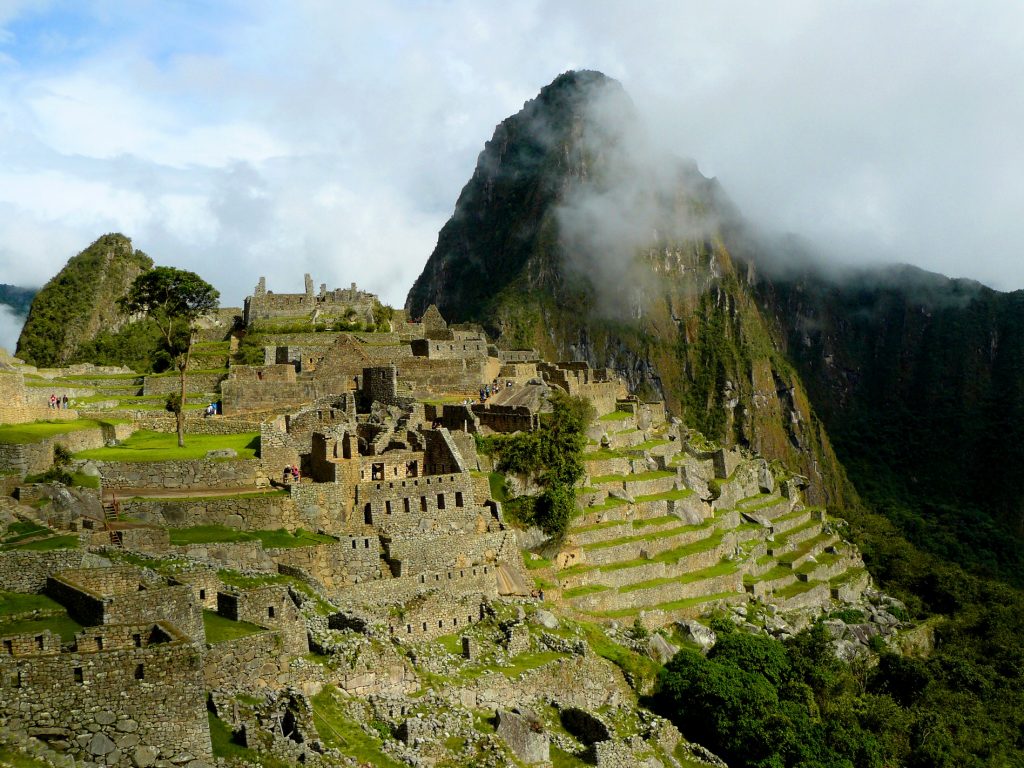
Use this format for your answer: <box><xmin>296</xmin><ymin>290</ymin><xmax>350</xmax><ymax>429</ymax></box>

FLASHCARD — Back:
<box><xmin>311</xmin><ymin>686</ymin><xmax>406</xmax><ymax>768</ymax></box>
<box><xmin>0</xmin><ymin>534</ymin><xmax>79</xmax><ymax>552</ymax></box>
<box><xmin>562</xmin><ymin>584</ymin><xmax>610</xmax><ymax>599</ymax></box>
<box><xmin>202</xmin><ymin>610</ymin><xmax>265</xmax><ymax>643</ymax></box>
<box><xmin>523</xmin><ymin>552</ymin><xmax>552</xmax><ymax>571</ymax></box>
<box><xmin>577</xmin><ymin>620</ymin><xmax>662</xmax><ymax>688</ymax></box>
<box><xmin>487</xmin><ymin>471</ymin><xmax>508</xmax><ymax>502</ymax></box>
<box><xmin>0</xmin><ymin>590</ymin><xmax>63</xmax><ymax>617</ymax></box>
<box><xmin>0</xmin><ymin>520</ymin><xmax>48</xmax><ymax>545</ymax></box>
<box><xmin>618</xmin><ymin>560</ymin><xmax>738</xmax><ymax>594</ymax></box>
<box><xmin>169</xmin><ymin>525</ymin><xmax>335</xmax><ymax>548</ymax></box>
<box><xmin>634</xmin><ymin>488</ymin><xmax>695</xmax><ymax>503</ymax></box>
<box><xmin>0</xmin><ymin>744</ymin><xmax>64</xmax><ymax>767</ymax></box>
<box><xmin>582</xmin><ymin>496</ymin><xmax>628</xmax><ymax>513</ymax></box>
<box><xmin>207</xmin><ymin>712</ymin><xmax>291</xmax><ymax>768</ymax></box>
<box><xmin>598</xmin><ymin>410</ymin><xmax>632</xmax><ymax>422</ymax></box>
<box><xmin>0</xmin><ymin>418</ymin><xmax>118</xmax><ymax>444</ymax></box>
<box><xmin>775</xmin><ymin>579</ymin><xmax>823</xmax><ymax>599</ymax></box>
<box><xmin>591</xmin><ymin>473</ymin><xmax>629</xmax><ymax>485</ymax></box>
<box><xmin>632</xmin><ymin>514</ymin><xmax>679</xmax><ymax>529</ymax></box>
<box><xmin>632</xmin><ymin>439</ymin><xmax>670</xmax><ymax>451</ymax></box>
<box><xmin>593</xmin><ymin>590</ymin><xmax>738</xmax><ymax>619</ymax></box>
<box><xmin>75</xmin><ymin>430</ymin><xmax>259</xmax><ymax>461</ymax></box>
<box><xmin>584</xmin><ymin>519</ymin><xmax>714</xmax><ymax>552</ymax></box>
<box><xmin>0</xmin><ymin>613</ymin><xmax>84</xmax><ymax>642</ymax></box>
<box><xmin>216</xmin><ymin>569</ymin><xmax>288</xmax><ymax>589</ymax></box>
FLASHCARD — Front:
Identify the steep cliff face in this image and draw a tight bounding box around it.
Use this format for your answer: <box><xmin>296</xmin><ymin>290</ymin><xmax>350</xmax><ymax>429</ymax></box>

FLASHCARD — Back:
<box><xmin>755</xmin><ymin>262</ymin><xmax>1024</xmax><ymax>579</ymax></box>
<box><xmin>407</xmin><ymin>71</ymin><xmax>852</xmax><ymax>507</ymax></box>
<box><xmin>16</xmin><ymin>233</ymin><xmax>153</xmax><ymax>367</ymax></box>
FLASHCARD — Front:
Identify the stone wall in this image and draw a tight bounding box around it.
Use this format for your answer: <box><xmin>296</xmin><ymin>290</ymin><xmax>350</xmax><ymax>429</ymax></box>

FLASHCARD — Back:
<box><xmin>0</xmin><ymin>549</ymin><xmax>86</xmax><ymax>592</ymax></box>
<box><xmin>383</xmin><ymin>531</ymin><xmax>511</xmax><ymax>576</ymax></box>
<box><xmin>270</xmin><ymin>540</ymin><xmax>381</xmax><ymax>589</ymax></box>
<box><xmin>93</xmin><ymin>458</ymin><xmax>262</xmax><ymax>490</ymax></box>
<box><xmin>355</xmin><ymin>471</ymin><xmax>478</xmax><ymax>528</ymax></box>
<box><xmin>132</xmin><ymin>413</ymin><xmax>264</xmax><ymax>436</ymax></box>
<box><xmin>216</xmin><ymin>585</ymin><xmax>308</xmax><ymax>655</ymax></box>
<box><xmin>120</xmin><ymin>492</ymin><xmax>308</xmax><ymax>532</ymax></box>
<box><xmin>172</xmin><ymin>540</ymin><xmax>276</xmax><ymax>572</ymax></box>
<box><xmin>0</xmin><ymin>370</ymin><xmax>86</xmax><ymax>425</ymax></box>
<box><xmin>410</xmin><ymin>339</ymin><xmax>489</xmax><ymax>360</ymax></box>
<box><xmin>142</xmin><ymin>372</ymin><xmax>227</xmax><ymax>396</ymax></box>
<box><xmin>0</xmin><ymin>621</ymin><xmax>211</xmax><ymax>765</ymax></box>
<box><xmin>203</xmin><ymin>629</ymin><xmax>293</xmax><ymax>691</ymax></box>
<box><xmin>0</xmin><ymin>424</ymin><xmax>117</xmax><ymax>478</ymax></box>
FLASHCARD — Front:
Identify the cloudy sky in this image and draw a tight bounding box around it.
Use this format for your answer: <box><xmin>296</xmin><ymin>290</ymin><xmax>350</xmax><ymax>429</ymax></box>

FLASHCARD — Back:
<box><xmin>0</xmin><ymin>0</ymin><xmax>1022</xmax><ymax>349</ymax></box>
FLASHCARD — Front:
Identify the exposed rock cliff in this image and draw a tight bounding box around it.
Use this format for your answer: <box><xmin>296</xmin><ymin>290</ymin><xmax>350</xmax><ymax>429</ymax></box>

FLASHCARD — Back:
<box><xmin>16</xmin><ymin>234</ymin><xmax>152</xmax><ymax>367</ymax></box>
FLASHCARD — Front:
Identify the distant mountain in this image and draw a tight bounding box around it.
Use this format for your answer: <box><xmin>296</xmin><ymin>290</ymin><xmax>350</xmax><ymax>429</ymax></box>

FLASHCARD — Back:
<box><xmin>16</xmin><ymin>233</ymin><xmax>153</xmax><ymax>367</ymax></box>
<box><xmin>755</xmin><ymin>260</ymin><xmax>1024</xmax><ymax>581</ymax></box>
<box><xmin>0</xmin><ymin>284</ymin><xmax>37</xmax><ymax>317</ymax></box>
<box><xmin>407</xmin><ymin>70</ymin><xmax>853</xmax><ymax>507</ymax></box>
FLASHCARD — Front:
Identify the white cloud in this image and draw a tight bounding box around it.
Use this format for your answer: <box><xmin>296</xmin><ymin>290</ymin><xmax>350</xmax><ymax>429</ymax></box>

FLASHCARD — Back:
<box><xmin>0</xmin><ymin>0</ymin><xmax>1022</xmax><ymax>310</ymax></box>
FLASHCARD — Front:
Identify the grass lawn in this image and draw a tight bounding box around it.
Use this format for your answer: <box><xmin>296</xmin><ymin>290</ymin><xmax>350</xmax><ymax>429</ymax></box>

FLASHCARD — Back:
<box><xmin>0</xmin><ymin>418</ymin><xmax>119</xmax><ymax>445</ymax></box>
<box><xmin>0</xmin><ymin>613</ymin><xmax>84</xmax><ymax>642</ymax></box>
<box><xmin>202</xmin><ymin>610</ymin><xmax>265</xmax><ymax>643</ymax></box>
<box><xmin>0</xmin><ymin>590</ymin><xmax>64</xmax><ymax>616</ymax></box>
<box><xmin>598</xmin><ymin>410</ymin><xmax>632</xmax><ymax>422</ymax></box>
<box><xmin>0</xmin><ymin>534</ymin><xmax>79</xmax><ymax>552</ymax></box>
<box><xmin>169</xmin><ymin>525</ymin><xmax>335</xmax><ymax>548</ymax></box>
<box><xmin>75</xmin><ymin>430</ymin><xmax>259</xmax><ymax>461</ymax></box>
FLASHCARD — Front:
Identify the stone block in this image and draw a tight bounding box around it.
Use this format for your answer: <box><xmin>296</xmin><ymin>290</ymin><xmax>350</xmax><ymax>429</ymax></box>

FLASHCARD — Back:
<box><xmin>496</xmin><ymin>710</ymin><xmax>549</xmax><ymax>764</ymax></box>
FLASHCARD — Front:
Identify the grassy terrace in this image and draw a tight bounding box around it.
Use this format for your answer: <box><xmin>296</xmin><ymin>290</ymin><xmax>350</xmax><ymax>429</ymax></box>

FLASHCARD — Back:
<box><xmin>777</xmin><ymin>532</ymin><xmax>834</xmax><ymax>565</ymax></box>
<box><xmin>589</xmin><ymin>590</ymin><xmax>738</xmax><ymax>620</ymax></box>
<box><xmin>598</xmin><ymin>410</ymin><xmax>632</xmax><ymax>422</ymax></box>
<box><xmin>202</xmin><ymin>610</ymin><xmax>264</xmax><ymax>643</ymax></box>
<box><xmin>634</xmin><ymin>488</ymin><xmax>694</xmax><ymax>503</ymax></box>
<box><xmin>311</xmin><ymin>686</ymin><xmax>406</xmax><ymax>768</ymax></box>
<box><xmin>591</xmin><ymin>469</ymin><xmax>675</xmax><ymax>485</ymax></box>
<box><xmin>582</xmin><ymin>448</ymin><xmax>623</xmax><ymax>460</ymax></box>
<box><xmin>583</xmin><ymin>517</ymin><xmax>714</xmax><ymax>551</ymax></box>
<box><xmin>0</xmin><ymin>534</ymin><xmax>79</xmax><ymax>552</ymax></box>
<box><xmin>126</xmin><ymin>489</ymin><xmax>287</xmax><ymax>502</ymax></box>
<box><xmin>618</xmin><ymin>560</ymin><xmax>738</xmax><ymax>594</ymax></box>
<box><xmin>563</xmin><ymin>531</ymin><xmax>726</xmax><ymax>579</ymax></box>
<box><xmin>76</xmin><ymin>430</ymin><xmax>259</xmax><ymax>461</ymax></box>
<box><xmin>774</xmin><ymin>579</ymin><xmax>823</xmax><ymax>599</ymax></box>
<box><xmin>0</xmin><ymin>418</ymin><xmax>123</xmax><ymax>445</ymax></box>
<box><xmin>170</xmin><ymin>525</ymin><xmax>336</xmax><ymax>548</ymax></box>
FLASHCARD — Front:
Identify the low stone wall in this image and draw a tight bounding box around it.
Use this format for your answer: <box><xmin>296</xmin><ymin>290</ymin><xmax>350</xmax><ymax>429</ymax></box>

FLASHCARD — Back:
<box><xmin>172</xmin><ymin>541</ymin><xmax>276</xmax><ymax>572</ymax></box>
<box><xmin>573</xmin><ymin>568</ymin><xmax>743</xmax><ymax>614</ymax></box>
<box><xmin>383</xmin><ymin>530</ymin><xmax>510</xmax><ymax>576</ymax></box>
<box><xmin>0</xmin><ymin>549</ymin><xmax>86</xmax><ymax>592</ymax></box>
<box><xmin>270</xmin><ymin>540</ymin><xmax>381</xmax><ymax>589</ymax></box>
<box><xmin>143</xmin><ymin>372</ymin><xmax>226</xmax><ymax>396</ymax></box>
<box><xmin>94</xmin><ymin>458</ymin><xmax>262</xmax><ymax>490</ymax></box>
<box><xmin>0</xmin><ymin>425</ymin><xmax>114</xmax><ymax>477</ymax></box>
<box><xmin>120</xmin><ymin>493</ymin><xmax>300</xmax><ymax>531</ymax></box>
<box><xmin>133</xmin><ymin>414</ymin><xmax>265</xmax><ymax>435</ymax></box>
<box><xmin>203</xmin><ymin>631</ymin><xmax>293</xmax><ymax>690</ymax></box>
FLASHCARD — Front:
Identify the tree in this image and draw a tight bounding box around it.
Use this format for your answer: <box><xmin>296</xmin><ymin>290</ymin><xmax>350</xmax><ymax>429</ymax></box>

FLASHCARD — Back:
<box><xmin>119</xmin><ymin>267</ymin><xmax>219</xmax><ymax>447</ymax></box>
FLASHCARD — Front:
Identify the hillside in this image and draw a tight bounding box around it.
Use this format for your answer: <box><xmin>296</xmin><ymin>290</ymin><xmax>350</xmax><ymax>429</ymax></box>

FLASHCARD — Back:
<box><xmin>16</xmin><ymin>234</ymin><xmax>153</xmax><ymax>367</ymax></box>
<box><xmin>753</xmin><ymin>260</ymin><xmax>1024</xmax><ymax>581</ymax></box>
<box><xmin>407</xmin><ymin>71</ymin><xmax>852</xmax><ymax>507</ymax></box>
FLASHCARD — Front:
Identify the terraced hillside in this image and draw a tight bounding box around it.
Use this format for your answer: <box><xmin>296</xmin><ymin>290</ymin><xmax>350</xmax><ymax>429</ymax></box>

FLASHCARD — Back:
<box><xmin>528</xmin><ymin>404</ymin><xmax>869</xmax><ymax>628</ymax></box>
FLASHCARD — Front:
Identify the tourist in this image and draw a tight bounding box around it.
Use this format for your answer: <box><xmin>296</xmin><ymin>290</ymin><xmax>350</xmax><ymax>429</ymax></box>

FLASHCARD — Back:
<box><xmin>49</xmin><ymin>393</ymin><xmax>56</xmax><ymax>409</ymax></box>
<box><xmin>291</xmin><ymin>464</ymin><xmax>300</xmax><ymax>482</ymax></box>
<box><xmin>283</xmin><ymin>465</ymin><xmax>292</xmax><ymax>484</ymax></box>
<box><xmin>62</xmin><ymin>395</ymin><xmax>68</xmax><ymax>409</ymax></box>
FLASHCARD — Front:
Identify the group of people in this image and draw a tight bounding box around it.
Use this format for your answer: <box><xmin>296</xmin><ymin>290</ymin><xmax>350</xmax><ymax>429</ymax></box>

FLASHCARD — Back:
<box><xmin>203</xmin><ymin>402</ymin><xmax>219</xmax><ymax>417</ymax></box>
<box><xmin>478</xmin><ymin>378</ymin><xmax>513</xmax><ymax>403</ymax></box>
<box><xmin>48</xmin><ymin>393</ymin><xmax>69</xmax><ymax>409</ymax></box>
<box><xmin>282</xmin><ymin>464</ymin><xmax>301</xmax><ymax>484</ymax></box>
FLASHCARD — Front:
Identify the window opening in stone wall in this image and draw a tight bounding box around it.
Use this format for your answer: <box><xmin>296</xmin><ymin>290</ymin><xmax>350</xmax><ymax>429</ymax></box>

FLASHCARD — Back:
<box><xmin>135</xmin><ymin>664</ymin><xmax>144</xmax><ymax>680</ymax></box>
<box><xmin>422</xmin><ymin>622</ymin><xmax>427</xmax><ymax>632</ymax></box>
<box><xmin>364</xmin><ymin>503</ymin><xmax>373</xmax><ymax>524</ymax></box>
<box><xmin>371</xmin><ymin>462</ymin><xmax>384</xmax><ymax>481</ymax></box>
<box><xmin>96</xmin><ymin>637</ymin><xmax>103</xmax><ymax>651</ymax></box>
<box><xmin>407</xmin><ymin>625</ymin><xmax>412</xmax><ymax>634</ymax></box>
<box><xmin>133</xmin><ymin>634</ymin><xmax>142</xmax><ymax>648</ymax></box>
<box><xmin>35</xmin><ymin>635</ymin><xmax>43</xmax><ymax>650</ymax></box>
<box><xmin>404</xmin><ymin>498</ymin><xmax>411</xmax><ymax>514</ymax></box>
<box><xmin>455</xmin><ymin>492</ymin><xmax>463</xmax><ymax>507</ymax></box>
<box><xmin>352</xmin><ymin>539</ymin><xmax>358</xmax><ymax>549</ymax></box>
<box><xmin>2</xmin><ymin>640</ymin><xmax>10</xmax><ymax>655</ymax></box>
<box><xmin>14</xmin><ymin>670</ymin><xmax>22</xmax><ymax>688</ymax></box>
<box><xmin>268</xmin><ymin>606</ymin><xmax>276</xmax><ymax>619</ymax></box>
<box><xmin>407</xmin><ymin>461</ymin><xmax>418</xmax><ymax>477</ymax></box>
<box><xmin>437</xmin><ymin>494</ymin><xmax>445</xmax><ymax>510</ymax></box>
<box><xmin>199</xmin><ymin>589</ymin><xmax>206</xmax><ymax>600</ymax></box>
<box><xmin>74</xmin><ymin>667</ymin><xmax>83</xmax><ymax>684</ymax></box>
<box><xmin>364</xmin><ymin>539</ymin><xmax>370</xmax><ymax>548</ymax></box>
<box><xmin>420</xmin><ymin>496</ymin><xmax>427</xmax><ymax>512</ymax></box>
<box><xmin>385</xmin><ymin>500</ymin><xmax>392</xmax><ymax>515</ymax></box>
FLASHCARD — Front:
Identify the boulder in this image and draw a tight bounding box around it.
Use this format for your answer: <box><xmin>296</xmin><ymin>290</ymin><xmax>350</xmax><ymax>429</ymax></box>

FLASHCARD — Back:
<box><xmin>647</xmin><ymin>634</ymin><xmax>678</xmax><ymax>664</ymax></box>
<box><xmin>534</xmin><ymin>609</ymin><xmax>559</xmax><ymax>630</ymax></box>
<box><xmin>205</xmin><ymin>449</ymin><xmax>237</xmax><ymax>459</ymax></box>
<box><xmin>676</xmin><ymin>619</ymin><xmax>716</xmax><ymax>651</ymax></box>
<box><xmin>88</xmin><ymin>733</ymin><xmax>116</xmax><ymax>757</ymax></box>
<box><xmin>496</xmin><ymin>710</ymin><xmax>549</xmax><ymax>764</ymax></box>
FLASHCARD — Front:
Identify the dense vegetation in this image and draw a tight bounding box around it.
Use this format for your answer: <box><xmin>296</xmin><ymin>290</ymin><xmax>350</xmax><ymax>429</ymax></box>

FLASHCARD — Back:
<box><xmin>16</xmin><ymin>234</ymin><xmax>152</xmax><ymax>366</ymax></box>
<box><xmin>756</xmin><ymin>264</ymin><xmax>1024</xmax><ymax>584</ymax></box>
<box><xmin>481</xmin><ymin>390</ymin><xmax>593</xmax><ymax>536</ymax></box>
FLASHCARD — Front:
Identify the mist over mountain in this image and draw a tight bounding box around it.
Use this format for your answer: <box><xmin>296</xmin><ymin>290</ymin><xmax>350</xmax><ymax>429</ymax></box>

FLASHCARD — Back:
<box><xmin>408</xmin><ymin>69</ymin><xmax>1024</xmax><ymax>576</ymax></box>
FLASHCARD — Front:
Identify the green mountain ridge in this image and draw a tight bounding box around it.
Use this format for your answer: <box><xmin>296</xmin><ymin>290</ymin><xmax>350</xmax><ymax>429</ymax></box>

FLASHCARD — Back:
<box><xmin>16</xmin><ymin>233</ymin><xmax>153</xmax><ymax>367</ymax></box>
<box><xmin>0</xmin><ymin>284</ymin><xmax>37</xmax><ymax>318</ymax></box>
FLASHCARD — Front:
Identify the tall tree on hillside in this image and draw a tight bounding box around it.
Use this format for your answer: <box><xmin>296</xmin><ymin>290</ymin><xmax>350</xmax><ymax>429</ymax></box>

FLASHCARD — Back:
<box><xmin>120</xmin><ymin>267</ymin><xmax>219</xmax><ymax>447</ymax></box>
